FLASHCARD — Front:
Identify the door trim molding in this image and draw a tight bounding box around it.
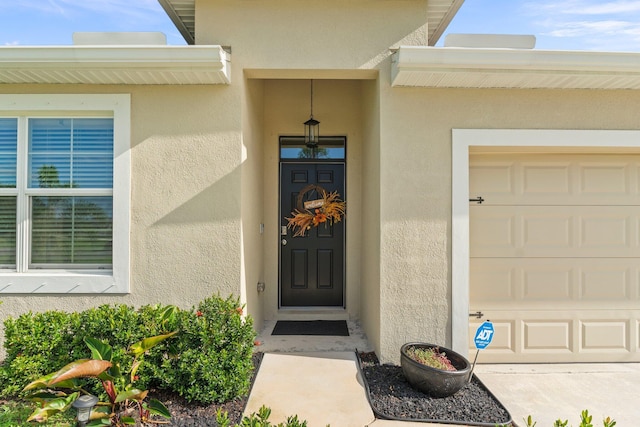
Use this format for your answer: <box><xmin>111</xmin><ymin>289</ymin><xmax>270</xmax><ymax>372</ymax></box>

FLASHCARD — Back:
<box><xmin>451</xmin><ymin>129</ymin><xmax>640</xmax><ymax>355</ymax></box>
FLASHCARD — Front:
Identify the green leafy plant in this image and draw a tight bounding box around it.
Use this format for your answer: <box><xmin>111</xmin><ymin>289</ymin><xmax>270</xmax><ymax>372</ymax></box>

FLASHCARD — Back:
<box><xmin>0</xmin><ymin>400</ymin><xmax>75</xmax><ymax>426</ymax></box>
<box><xmin>216</xmin><ymin>405</ymin><xmax>318</xmax><ymax>427</ymax></box>
<box><xmin>1</xmin><ymin>295</ymin><xmax>256</xmax><ymax>405</ymax></box>
<box><xmin>22</xmin><ymin>330</ymin><xmax>176</xmax><ymax>426</ymax></box>
<box><xmin>522</xmin><ymin>410</ymin><xmax>616</xmax><ymax>427</ymax></box>
<box><xmin>405</xmin><ymin>346</ymin><xmax>456</xmax><ymax>371</ymax></box>
<box><xmin>150</xmin><ymin>295</ymin><xmax>256</xmax><ymax>403</ymax></box>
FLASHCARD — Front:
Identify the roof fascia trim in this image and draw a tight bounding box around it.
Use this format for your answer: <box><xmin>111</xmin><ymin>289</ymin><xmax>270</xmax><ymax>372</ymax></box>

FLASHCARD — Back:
<box><xmin>392</xmin><ymin>46</ymin><xmax>640</xmax><ymax>88</ymax></box>
<box><xmin>158</xmin><ymin>0</ymin><xmax>195</xmax><ymax>45</ymax></box>
<box><xmin>0</xmin><ymin>45</ymin><xmax>229</xmax><ymax>85</ymax></box>
<box><xmin>429</xmin><ymin>0</ymin><xmax>466</xmax><ymax>46</ymax></box>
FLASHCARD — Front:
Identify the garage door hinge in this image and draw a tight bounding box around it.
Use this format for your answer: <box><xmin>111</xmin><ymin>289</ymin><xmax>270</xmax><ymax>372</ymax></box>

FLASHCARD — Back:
<box><xmin>469</xmin><ymin>196</ymin><xmax>484</xmax><ymax>204</ymax></box>
<box><xmin>469</xmin><ymin>311</ymin><xmax>484</xmax><ymax>319</ymax></box>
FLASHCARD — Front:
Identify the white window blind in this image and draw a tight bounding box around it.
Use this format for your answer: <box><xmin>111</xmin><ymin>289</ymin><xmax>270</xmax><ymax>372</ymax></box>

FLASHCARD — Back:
<box><xmin>27</xmin><ymin>119</ymin><xmax>113</xmax><ymax>268</ymax></box>
<box><xmin>0</xmin><ymin>118</ymin><xmax>114</xmax><ymax>270</ymax></box>
<box><xmin>0</xmin><ymin>119</ymin><xmax>17</xmax><ymax>268</ymax></box>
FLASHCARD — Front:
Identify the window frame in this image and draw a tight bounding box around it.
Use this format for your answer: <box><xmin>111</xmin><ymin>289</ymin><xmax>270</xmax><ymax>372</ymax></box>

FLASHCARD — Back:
<box><xmin>0</xmin><ymin>94</ymin><xmax>131</xmax><ymax>294</ymax></box>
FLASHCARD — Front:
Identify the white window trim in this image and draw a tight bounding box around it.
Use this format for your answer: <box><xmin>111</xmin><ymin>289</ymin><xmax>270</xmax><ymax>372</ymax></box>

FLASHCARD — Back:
<box><xmin>451</xmin><ymin>129</ymin><xmax>640</xmax><ymax>355</ymax></box>
<box><xmin>0</xmin><ymin>94</ymin><xmax>130</xmax><ymax>294</ymax></box>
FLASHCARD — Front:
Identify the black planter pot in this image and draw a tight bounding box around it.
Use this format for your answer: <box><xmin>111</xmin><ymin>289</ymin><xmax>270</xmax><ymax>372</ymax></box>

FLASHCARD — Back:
<box><xmin>400</xmin><ymin>342</ymin><xmax>472</xmax><ymax>398</ymax></box>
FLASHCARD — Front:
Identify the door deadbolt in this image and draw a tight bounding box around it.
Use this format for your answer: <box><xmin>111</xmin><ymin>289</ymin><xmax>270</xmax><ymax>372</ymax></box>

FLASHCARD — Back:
<box><xmin>281</xmin><ymin>239</ymin><xmax>287</xmax><ymax>246</ymax></box>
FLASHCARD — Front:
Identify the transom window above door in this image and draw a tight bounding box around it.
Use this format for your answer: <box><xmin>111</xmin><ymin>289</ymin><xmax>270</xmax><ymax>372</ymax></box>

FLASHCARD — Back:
<box><xmin>280</xmin><ymin>136</ymin><xmax>345</xmax><ymax>160</ymax></box>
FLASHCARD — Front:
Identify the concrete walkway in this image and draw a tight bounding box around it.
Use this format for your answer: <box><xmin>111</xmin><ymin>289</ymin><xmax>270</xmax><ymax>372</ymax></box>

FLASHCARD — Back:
<box><xmin>247</xmin><ymin>321</ymin><xmax>640</xmax><ymax>426</ymax></box>
<box><xmin>244</xmin><ymin>352</ymin><xmax>374</xmax><ymax>426</ymax></box>
<box><xmin>474</xmin><ymin>363</ymin><xmax>640</xmax><ymax>426</ymax></box>
<box><xmin>243</xmin><ymin>351</ymin><xmax>457</xmax><ymax>427</ymax></box>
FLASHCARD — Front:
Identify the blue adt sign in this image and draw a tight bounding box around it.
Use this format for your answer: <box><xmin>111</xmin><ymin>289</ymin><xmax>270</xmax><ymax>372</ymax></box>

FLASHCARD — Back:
<box><xmin>474</xmin><ymin>321</ymin><xmax>494</xmax><ymax>350</ymax></box>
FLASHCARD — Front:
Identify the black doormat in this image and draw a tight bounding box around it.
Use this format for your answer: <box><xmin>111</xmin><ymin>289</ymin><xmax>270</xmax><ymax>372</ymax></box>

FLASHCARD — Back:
<box><xmin>271</xmin><ymin>320</ymin><xmax>349</xmax><ymax>336</ymax></box>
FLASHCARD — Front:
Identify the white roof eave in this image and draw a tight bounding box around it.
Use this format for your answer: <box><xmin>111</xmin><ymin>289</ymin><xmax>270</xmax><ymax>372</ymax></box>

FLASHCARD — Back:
<box><xmin>392</xmin><ymin>46</ymin><xmax>640</xmax><ymax>90</ymax></box>
<box><xmin>0</xmin><ymin>45</ymin><xmax>230</xmax><ymax>85</ymax></box>
<box><xmin>159</xmin><ymin>0</ymin><xmax>463</xmax><ymax>46</ymax></box>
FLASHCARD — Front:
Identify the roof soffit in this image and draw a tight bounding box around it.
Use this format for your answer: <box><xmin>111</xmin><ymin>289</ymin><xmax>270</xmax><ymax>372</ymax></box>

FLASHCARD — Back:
<box><xmin>392</xmin><ymin>46</ymin><xmax>640</xmax><ymax>90</ymax></box>
<box><xmin>0</xmin><ymin>45</ymin><xmax>230</xmax><ymax>85</ymax></box>
<box><xmin>158</xmin><ymin>0</ymin><xmax>195</xmax><ymax>45</ymax></box>
<box><xmin>158</xmin><ymin>0</ymin><xmax>464</xmax><ymax>46</ymax></box>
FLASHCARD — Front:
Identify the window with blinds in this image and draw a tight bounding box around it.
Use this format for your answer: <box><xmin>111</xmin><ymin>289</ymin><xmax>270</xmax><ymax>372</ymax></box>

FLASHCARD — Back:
<box><xmin>0</xmin><ymin>117</ymin><xmax>113</xmax><ymax>270</ymax></box>
<box><xmin>0</xmin><ymin>119</ymin><xmax>17</xmax><ymax>268</ymax></box>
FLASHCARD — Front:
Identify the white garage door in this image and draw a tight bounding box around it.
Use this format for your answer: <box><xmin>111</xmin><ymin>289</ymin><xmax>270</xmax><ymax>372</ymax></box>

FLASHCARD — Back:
<box><xmin>469</xmin><ymin>153</ymin><xmax>640</xmax><ymax>363</ymax></box>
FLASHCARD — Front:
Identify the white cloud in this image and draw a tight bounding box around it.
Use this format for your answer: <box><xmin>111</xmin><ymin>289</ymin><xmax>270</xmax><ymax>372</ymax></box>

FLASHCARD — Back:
<box><xmin>546</xmin><ymin>20</ymin><xmax>638</xmax><ymax>37</ymax></box>
<box><xmin>3</xmin><ymin>0</ymin><xmax>162</xmax><ymax>24</ymax></box>
<box><xmin>522</xmin><ymin>0</ymin><xmax>640</xmax><ymax>50</ymax></box>
<box><xmin>529</xmin><ymin>0</ymin><xmax>640</xmax><ymax>15</ymax></box>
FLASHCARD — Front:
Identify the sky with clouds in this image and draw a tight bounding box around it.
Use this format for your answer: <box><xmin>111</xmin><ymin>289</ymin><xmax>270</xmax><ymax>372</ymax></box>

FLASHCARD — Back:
<box><xmin>441</xmin><ymin>0</ymin><xmax>640</xmax><ymax>51</ymax></box>
<box><xmin>2</xmin><ymin>0</ymin><xmax>640</xmax><ymax>51</ymax></box>
<box><xmin>0</xmin><ymin>0</ymin><xmax>185</xmax><ymax>46</ymax></box>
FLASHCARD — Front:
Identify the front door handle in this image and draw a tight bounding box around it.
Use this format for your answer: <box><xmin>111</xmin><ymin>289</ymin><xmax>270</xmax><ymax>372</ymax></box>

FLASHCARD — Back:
<box><xmin>281</xmin><ymin>239</ymin><xmax>287</xmax><ymax>246</ymax></box>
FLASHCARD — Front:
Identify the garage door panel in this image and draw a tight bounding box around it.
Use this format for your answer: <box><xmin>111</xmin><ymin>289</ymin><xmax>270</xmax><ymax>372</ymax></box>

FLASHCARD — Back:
<box><xmin>579</xmin><ymin>163</ymin><xmax>630</xmax><ymax>196</ymax></box>
<box><xmin>581</xmin><ymin>320</ymin><xmax>629</xmax><ymax>351</ymax></box>
<box><xmin>472</xmin><ymin>206</ymin><xmax>640</xmax><ymax>257</ymax></box>
<box><xmin>524</xmin><ymin>321</ymin><xmax>573</xmax><ymax>352</ymax></box>
<box><xmin>469</xmin><ymin>261</ymin><xmax>516</xmax><ymax>302</ymax></box>
<box><xmin>523</xmin><ymin>268</ymin><xmax>573</xmax><ymax>301</ymax></box>
<box><xmin>470</xmin><ymin>162</ymin><xmax>515</xmax><ymax>195</ymax></box>
<box><xmin>470</xmin><ymin>212</ymin><xmax>515</xmax><ymax>252</ymax></box>
<box><xmin>579</xmin><ymin>214</ymin><xmax>634</xmax><ymax>249</ymax></box>
<box><xmin>471</xmin><ymin>258</ymin><xmax>638</xmax><ymax>309</ymax></box>
<box><xmin>468</xmin><ymin>310</ymin><xmax>640</xmax><ymax>362</ymax></box>
<box><xmin>522</xmin><ymin>164</ymin><xmax>571</xmax><ymax>196</ymax></box>
<box><xmin>580</xmin><ymin>268</ymin><xmax>630</xmax><ymax>300</ymax></box>
<box><xmin>470</xmin><ymin>154</ymin><xmax>640</xmax><ymax>205</ymax></box>
<box><xmin>523</xmin><ymin>214</ymin><xmax>572</xmax><ymax>250</ymax></box>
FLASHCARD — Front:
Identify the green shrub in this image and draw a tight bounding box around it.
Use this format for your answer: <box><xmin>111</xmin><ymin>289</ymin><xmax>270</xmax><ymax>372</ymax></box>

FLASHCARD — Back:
<box><xmin>151</xmin><ymin>294</ymin><xmax>256</xmax><ymax>403</ymax></box>
<box><xmin>0</xmin><ymin>294</ymin><xmax>256</xmax><ymax>405</ymax></box>
<box><xmin>0</xmin><ymin>310</ymin><xmax>80</xmax><ymax>396</ymax></box>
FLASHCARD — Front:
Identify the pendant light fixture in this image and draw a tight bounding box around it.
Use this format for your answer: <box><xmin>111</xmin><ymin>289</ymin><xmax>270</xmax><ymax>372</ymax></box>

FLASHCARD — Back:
<box><xmin>304</xmin><ymin>79</ymin><xmax>320</xmax><ymax>148</ymax></box>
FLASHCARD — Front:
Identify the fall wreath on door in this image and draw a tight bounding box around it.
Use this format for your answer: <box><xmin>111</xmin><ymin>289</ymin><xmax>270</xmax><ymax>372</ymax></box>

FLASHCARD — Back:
<box><xmin>285</xmin><ymin>184</ymin><xmax>346</xmax><ymax>237</ymax></box>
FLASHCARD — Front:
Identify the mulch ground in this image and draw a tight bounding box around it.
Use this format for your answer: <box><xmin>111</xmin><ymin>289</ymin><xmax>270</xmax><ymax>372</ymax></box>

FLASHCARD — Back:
<box><xmin>157</xmin><ymin>351</ymin><xmax>512</xmax><ymax>427</ymax></box>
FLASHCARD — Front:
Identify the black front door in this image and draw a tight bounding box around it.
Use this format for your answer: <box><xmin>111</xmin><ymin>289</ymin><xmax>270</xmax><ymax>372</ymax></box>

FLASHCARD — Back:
<box><xmin>280</xmin><ymin>162</ymin><xmax>345</xmax><ymax>306</ymax></box>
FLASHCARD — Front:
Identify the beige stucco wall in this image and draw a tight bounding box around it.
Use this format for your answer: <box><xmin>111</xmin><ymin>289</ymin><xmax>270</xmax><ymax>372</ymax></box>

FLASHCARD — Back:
<box><xmin>196</xmin><ymin>0</ymin><xmax>429</xmax><ymax>70</ymax></box>
<box><xmin>242</xmin><ymin>78</ymin><xmax>266</xmax><ymax>331</ymax></box>
<box><xmin>360</xmin><ymin>79</ymin><xmax>382</xmax><ymax>353</ymax></box>
<box><xmin>375</xmin><ymin>83</ymin><xmax>640</xmax><ymax>363</ymax></box>
<box><xmin>0</xmin><ymin>84</ymin><xmax>247</xmax><ymax>354</ymax></box>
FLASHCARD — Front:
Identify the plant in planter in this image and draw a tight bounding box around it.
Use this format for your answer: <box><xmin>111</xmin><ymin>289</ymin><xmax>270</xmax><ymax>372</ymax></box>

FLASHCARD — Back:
<box><xmin>400</xmin><ymin>342</ymin><xmax>471</xmax><ymax>398</ymax></box>
<box><xmin>404</xmin><ymin>346</ymin><xmax>457</xmax><ymax>371</ymax></box>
